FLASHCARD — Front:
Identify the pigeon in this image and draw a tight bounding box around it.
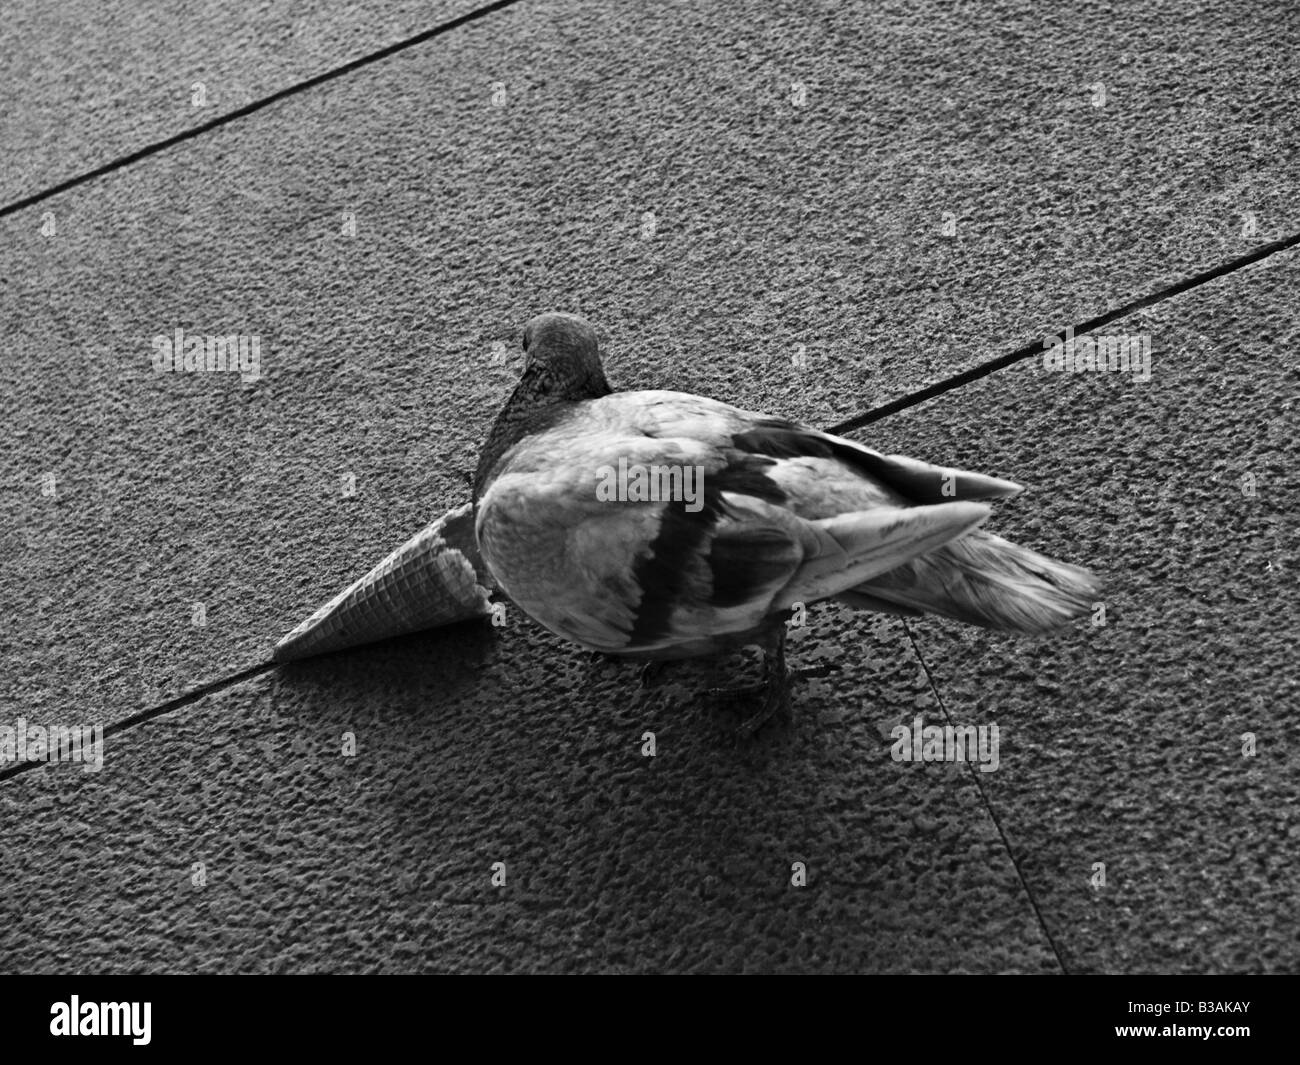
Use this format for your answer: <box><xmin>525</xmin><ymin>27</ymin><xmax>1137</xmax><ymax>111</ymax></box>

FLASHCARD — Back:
<box><xmin>470</xmin><ymin>311</ymin><xmax>1100</xmax><ymax>731</ymax></box>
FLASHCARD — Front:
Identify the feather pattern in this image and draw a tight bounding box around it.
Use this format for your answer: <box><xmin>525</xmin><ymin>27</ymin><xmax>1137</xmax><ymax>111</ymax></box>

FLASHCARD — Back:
<box><xmin>843</xmin><ymin>531</ymin><xmax>1101</xmax><ymax>633</ymax></box>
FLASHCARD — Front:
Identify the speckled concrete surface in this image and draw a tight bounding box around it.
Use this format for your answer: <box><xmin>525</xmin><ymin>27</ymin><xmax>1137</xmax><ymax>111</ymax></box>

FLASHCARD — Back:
<box><xmin>0</xmin><ymin>617</ymin><xmax>1059</xmax><ymax>973</ymax></box>
<box><xmin>0</xmin><ymin>0</ymin><xmax>487</xmax><ymax>204</ymax></box>
<box><xmin>866</xmin><ymin>252</ymin><xmax>1300</xmax><ymax>973</ymax></box>
<box><xmin>1</xmin><ymin>0</ymin><xmax>1297</xmax><ymax>973</ymax></box>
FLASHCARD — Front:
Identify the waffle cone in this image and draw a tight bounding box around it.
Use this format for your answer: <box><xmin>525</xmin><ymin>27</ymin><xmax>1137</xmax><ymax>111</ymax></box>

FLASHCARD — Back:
<box><xmin>274</xmin><ymin>502</ymin><xmax>493</xmax><ymax>662</ymax></box>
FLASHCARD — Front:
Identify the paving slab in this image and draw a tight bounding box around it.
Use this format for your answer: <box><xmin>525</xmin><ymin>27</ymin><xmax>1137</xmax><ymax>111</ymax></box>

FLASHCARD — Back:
<box><xmin>0</xmin><ymin>612</ymin><xmax>1057</xmax><ymax>973</ymax></box>
<box><xmin>4</xmin><ymin>0</ymin><xmax>1299</xmax><ymax>734</ymax></box>
<box><xmin>0</xmin><ymin>0</ymin><xmax>488</xmax><ymax>205</ymax></box>
<box><xmin>865</xmin><ymin>249</ymin><xmax>1299</xmax><ymax>973</ymax></box>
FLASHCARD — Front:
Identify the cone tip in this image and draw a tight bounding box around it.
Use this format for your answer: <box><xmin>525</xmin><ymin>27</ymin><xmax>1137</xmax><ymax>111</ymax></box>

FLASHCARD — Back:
<box><xmin>271</xmin><ymin>502</ymin><xmax>492</xmax><ymax>663</ymax></box>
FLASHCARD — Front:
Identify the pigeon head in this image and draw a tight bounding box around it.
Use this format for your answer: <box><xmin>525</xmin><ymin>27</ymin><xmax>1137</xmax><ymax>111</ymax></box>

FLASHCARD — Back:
<box><xmin>473</xmin><ymin>312</ymin><xmax>613</xmax><ymax>501</ymax></box>
<box><xmin>519</xmin><ymin>312</ymin><xmax>611</xmax><ymax>401</ymax></box>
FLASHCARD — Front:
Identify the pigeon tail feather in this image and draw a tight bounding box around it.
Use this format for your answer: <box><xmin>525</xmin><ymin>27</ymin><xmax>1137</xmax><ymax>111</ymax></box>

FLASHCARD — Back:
<box><xmin>776</xmin><ymin>500</ymin><xmax>992</xmax><ymax>609</ymax></box>
<box><xmin>843</xmin><ymin>530</ymin><xmax>1100</xmax><ymax>634</ymax></box>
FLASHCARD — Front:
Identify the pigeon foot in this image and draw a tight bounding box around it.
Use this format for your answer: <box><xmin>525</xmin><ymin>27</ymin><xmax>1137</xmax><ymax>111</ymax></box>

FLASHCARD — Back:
<box><xmin>705</xmin><ymin>629</ymin><xmax>794</xmax><ymax>738</ymax></box>
<box><xmin>639</xmin><ymin>659</ymin><xmax>670</xmax><ymax>689</ymax></box>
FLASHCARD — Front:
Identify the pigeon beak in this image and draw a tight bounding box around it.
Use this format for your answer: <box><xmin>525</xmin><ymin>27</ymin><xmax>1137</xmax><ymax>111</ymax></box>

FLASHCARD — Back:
<box><xmin>273</xmin><ymin>502</ymin><xmax>495</xmax><ymax>662</ymax></box>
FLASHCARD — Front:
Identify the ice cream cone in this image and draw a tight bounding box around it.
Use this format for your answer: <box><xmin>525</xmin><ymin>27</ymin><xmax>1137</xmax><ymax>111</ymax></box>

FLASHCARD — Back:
<box><xmin>273</xmin><ymin>502</ymin><xmax>493</xmax><ymax>662</ymax></box>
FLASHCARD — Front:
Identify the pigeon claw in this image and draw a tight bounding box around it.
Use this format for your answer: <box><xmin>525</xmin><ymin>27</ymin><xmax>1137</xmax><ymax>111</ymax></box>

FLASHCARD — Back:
<box><xmin>638</xmin><ymin>659</ymin><xmax>670</xmax><ymax>689</ymax></box>
<box><xmin>704</xmin><ymin>629</ymin><xmax>794</xmax><ymax>739</ymax></box>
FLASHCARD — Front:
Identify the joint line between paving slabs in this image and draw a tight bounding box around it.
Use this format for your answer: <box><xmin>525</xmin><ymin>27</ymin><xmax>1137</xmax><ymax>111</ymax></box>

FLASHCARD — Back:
<box><xmin>827</xmin><ymin>230</ymin><xmax>1300</xmax><ymax>437</ymax></box>
<box><xmin>901</xmin><ymin>620</ymin><xmax>1070</xmax><ymax>974</ymax></box>
<box><xmin>0</xmin><ymin>661</ymin><xmax>276</xmax><ymax>785</ymax></box>
<box><xmin>0</xmin><ymin>0</ymin><xmax>526</xmax><ymax>221</ymax></box>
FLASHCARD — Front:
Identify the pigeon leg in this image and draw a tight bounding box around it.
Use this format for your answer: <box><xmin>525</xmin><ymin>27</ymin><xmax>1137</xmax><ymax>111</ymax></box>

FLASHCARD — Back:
<box><xmin>639</xmin><ymin>659</ymin><xmax>670</xmax><ymax>689</ymax></box>
<box><xmin>707</xmin><ymin>628</ymin><xmax>794</xmax><ymax>737</ymax></box>
<box><xmin>587</xmin><ymin>653</ymin><xmax>670</xmax><ymax>688</ymax></box>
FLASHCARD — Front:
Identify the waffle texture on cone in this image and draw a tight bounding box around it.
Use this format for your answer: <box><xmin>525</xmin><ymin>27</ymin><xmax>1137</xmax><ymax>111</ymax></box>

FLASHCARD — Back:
<box><xmin>274</xmin><ymin>502</ymin><xmax>493</xmax><ymax>661</ymax></box>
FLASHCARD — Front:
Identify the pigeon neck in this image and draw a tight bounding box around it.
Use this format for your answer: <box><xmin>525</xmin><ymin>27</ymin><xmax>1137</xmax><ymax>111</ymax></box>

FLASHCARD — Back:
<box><xmin>472</xmin><ymin>372</ymin><xmax>612</xmax><ymax>504</ymax></box>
